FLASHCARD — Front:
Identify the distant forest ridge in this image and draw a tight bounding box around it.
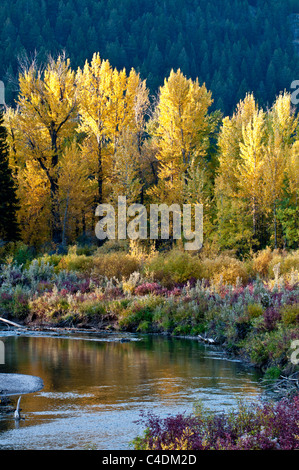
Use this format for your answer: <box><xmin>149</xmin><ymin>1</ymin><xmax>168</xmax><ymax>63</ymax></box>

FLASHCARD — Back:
<box><xmin>1</xmin><ymin>0</ymin><xmax>299</xmax><ymax>114</ymax></box>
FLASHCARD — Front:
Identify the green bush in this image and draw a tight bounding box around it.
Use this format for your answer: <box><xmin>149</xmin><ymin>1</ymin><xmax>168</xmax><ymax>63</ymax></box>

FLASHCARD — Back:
<box><xmin>280</xmin><ymin>304</ymin><xmax>299</xmax><ymax>326</ymax></box>
<box><xmin>137</xmin><ymin>320</ymin><xmax>151</xmax><ymax>333</ymax></box>
<box><xmin>263</xmin><ymin>366</ymin><xmax>282</xmax><ymax>382</ymax></box>
<box><xmin>247</xmin><ymin>303</ymin><xmax>264</xmax><ymax>319</ymax></box>
<box><xmin>243</xmin><ymin>327</ymin><xmax>297</xmax><ymax>370</ymax></box>
<box><xmin>0</xmin><ymin>241</ymin><xmax>36</xmax><ymax>266</ymax></box>
<box><xmin>57</xmin><ymin>252</ymin><xmax>93</xmax><ymax>273</ymax></box>
<box><xmin>118</xmin><ymin>296</ymin><xmax>163</xmax><ymax>330</ymax></box>
<box><xmin>77</xmin><ymin>300</ymin><xmax>106</xmax><ymax>318</ymax></box>
<box><xmin>96</xmin><ymin>240</ymin><xmax>130</xmax><ymax>254</ymax></box>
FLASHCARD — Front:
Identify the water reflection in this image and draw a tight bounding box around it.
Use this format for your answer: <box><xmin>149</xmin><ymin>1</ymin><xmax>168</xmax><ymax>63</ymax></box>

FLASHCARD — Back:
<box><xmin>0</xmin><ymin>333</ymin><xmax>264</xmax><ymax>450</ymax></box>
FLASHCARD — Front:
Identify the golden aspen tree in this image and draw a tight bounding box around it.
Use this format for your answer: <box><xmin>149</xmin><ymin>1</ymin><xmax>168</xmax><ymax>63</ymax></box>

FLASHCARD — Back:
<box><xmin>149</xmin><ymin>69</ymin><xmax>212</xmax><ymax>205</ymax></box>
<box><xmin>17</xmin><ymin>161</ymin><xmax>51</xmax><ymax>246</ymax></box>
<box><xmin>107</xmin><ymin>128</ymin><xmax>142</xmax><ymax>206</ymax></box>
<box><xmin>215</xmin><ymin>94</ymin><xmax>258</xmax><ymax>250</ymax></box>
<box><xmin>109</xmin><ymin>68</ymin><xmax>132</xmax><ymax>154</ymax></box>
<box><xmin>12</xmin><ymin>54</ymin><xmax>78</xmax><ymax>245</ymax></box>
<box><xmin>281</xmin><ymin>139</ymin><xmax>299</xmax><ymax>246</ymax></box>
<box><xmin>77</xmin><ymin>54</ymin><xmax>149</xmax><ymax>207</ymax></box>
<box><xmin>76</xmin><ymin>54</ymin><xmax>113</xmax><ymax>205</ymax></box>
<box><xmin>5</xmin><ymin>106</ymin><xmax>51</xmax><ymax>245</ymax></box>
<box><xmin>288</xmin><ymin>141</ymin><xmax>299</xmax><ymax>197</ymax></box>
<box><xmin>4</xmin><ymin>107</ymin><xmax>20</xmax><ymax>176</ymax></box>
<box><xmin>263</xmin><ymin>93</ymin><xmax>298</xmax><ymax>247</ymax></box>
<box><xmin>103</xmin><ymin>67</ymin><xmax>149</xmax><ymax>200</ymax></box>
<box><xmin>122</xmin><ymin>69</ymin><xmax>149</xmax><ymax>203</ymax></box>
<box><xmin>58</xmin><ymin>140</ymin><xmax>96</xmax><ymax>244</ymax></box>
<box><xmin>237</xmin><ymin>107</ymin><xmax>266</xmax><ymax>243</ymax></box>
<box><xmin>263</xmin><ymin>129</ymin><xmax>286</xmax><ymax>248</ymax></box>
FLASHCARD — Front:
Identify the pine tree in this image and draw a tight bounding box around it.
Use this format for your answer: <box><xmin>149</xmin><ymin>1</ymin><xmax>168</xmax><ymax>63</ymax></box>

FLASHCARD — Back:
<box><xmin>0</xmin><ymin>110</ymin><xmax>20</xmax><ymax>241</ymax></box>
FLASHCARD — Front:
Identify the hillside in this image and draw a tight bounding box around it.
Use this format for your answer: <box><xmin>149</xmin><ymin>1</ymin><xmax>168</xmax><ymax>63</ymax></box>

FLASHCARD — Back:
<box><xmin>1</xmin><ymin>0</ymin><xmax>299</xmax><ymax>114</ymax></box>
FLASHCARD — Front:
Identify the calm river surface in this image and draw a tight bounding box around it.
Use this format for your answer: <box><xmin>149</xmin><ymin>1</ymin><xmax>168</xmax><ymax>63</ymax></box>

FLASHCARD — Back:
<box><xmin>0</xmin><ymin>331</ymin><xmax>264</xmax><ymax>450</ymax></box>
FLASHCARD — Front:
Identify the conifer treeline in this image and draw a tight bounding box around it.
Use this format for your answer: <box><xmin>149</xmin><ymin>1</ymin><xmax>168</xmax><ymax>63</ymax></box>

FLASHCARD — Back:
<box><xmin>2</xmin><ymin>54</ymin><xmax>299</xmax><ymax>253</ymax></box>
<box><xmin>1</xmin><ymin>0</ymin><xmax>299</xmax><ymax>116</ymax></box>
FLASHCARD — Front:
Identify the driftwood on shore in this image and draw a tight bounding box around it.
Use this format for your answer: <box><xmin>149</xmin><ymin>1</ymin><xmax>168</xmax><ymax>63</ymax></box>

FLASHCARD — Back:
<box><xmin>261</xmin><ymin>371</ymin><xmax>299</xmax><ymax>399</ymax></box>
<box><xmin>0</xmin><ymin>317</ymin><xmax>25</xmax><ymax>329</ymax></box>
<box><xmin>198</xmin><ymin>334</ymin><xmax>218</xmax><ymax>345</ymax></box>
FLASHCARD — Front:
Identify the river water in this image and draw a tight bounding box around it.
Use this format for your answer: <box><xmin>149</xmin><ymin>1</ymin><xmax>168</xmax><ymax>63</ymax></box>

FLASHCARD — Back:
<box><xmin>0</xmin><ymin>331</ymin><xmax>264</xmax><ymax>450</ymax></box>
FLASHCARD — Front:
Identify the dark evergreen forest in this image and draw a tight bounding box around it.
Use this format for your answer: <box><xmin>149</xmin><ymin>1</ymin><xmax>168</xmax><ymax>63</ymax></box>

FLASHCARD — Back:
<box><xmin>1</xmin><ymin>0</ymin><xmax>299</xmax><ymax>115</ymax></box>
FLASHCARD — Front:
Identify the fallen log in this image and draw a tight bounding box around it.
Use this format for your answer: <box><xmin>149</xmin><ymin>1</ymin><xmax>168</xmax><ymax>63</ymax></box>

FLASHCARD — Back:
<box><xmin>198</xmin><ymin>334</ymin><xmax>217</xmax><ymax>344</ymax></box>
<box><xmin>0</xmin><ymin>317</ymin><xmax>26</xmax><ymax>329</ymax></box>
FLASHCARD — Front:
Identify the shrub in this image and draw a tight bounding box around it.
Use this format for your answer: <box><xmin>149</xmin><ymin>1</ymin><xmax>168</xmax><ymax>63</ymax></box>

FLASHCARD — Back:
<box><xmin>268</xmin><ymin>250</ymin><xmax>299</xmax><ymax>279</ymax></box>
<box><xmin>243</xmin><ymin>327</ymin><xmax>298</xmax><ymax>370</ymax></box>
<box><xmin>77</xmin><ymin>299</ymin><xmax>106</xmax><ymax>318</ymax></box>
<box><xmin>12</xmin><ymin>289</ymin><xmax>30</xmax><ymax>319</ymax></box>
<box><xmin>134</xmin><ymin>395</ymin><xmax>299</xmax><ymax>450</ymax></box>
<box><xmin>252</xmin><ymin>247</ymin><xmax>274</xmax><ymax>278</ymax></box>
<box><xmin>92</xmin><ymin>253</ymin><xmax>141</xmax><ymax>280</ymax></box>
<box><xmin>247</xmin><ymin>303</ymin><xmax>264</xmax><ymax>319</ymax></box>
<box><xmin>280</xmin><ymin>304</ymin><xmax>299</xmax><ymax>326</ymax></box>
<box><xmin>28</xmin><ymin>288</ymin><xmax>73</xmax><ymax>323</ymax></box>
<box><xmin>118</xmin><ymin>295</ymin><xmax>163</xmax><ymax>330</ymax></box>
<box><xmin>263</xmin><ymin>366</ymin><xmax>282</xmax><ymax>382</ymax></box>
<box><xmin>76</xmin><ymin>244</ymin><xmax>98</xmax><ymax>256</ymax></box>
<box><xmin>134</xmin><ymin>282</ymin><xmax>167</xmax><ymax>296</ymax></box>
<box><xmin>201</xmin><ymin>255</ymin><xmax>249</xmax><ymax>285</ymax></box>
<box><xmin>137</xmin><ymin>320</ymin><xmax>151</xmax><ymax>333</ymax></box>
<box><xmin>263</xmin><ymin>307</ymin><xmax>281</xmax><ymax>331</ymax></box>
<box><xmin>144</xmin><ymin>249</ymin><xmax>203</xmax><ymax>287</ymax></box>
<box><xmin>96</xmin><ymin>239</ymin><xmax>130</xmax><ymax>254</ymax></box>
<box><xmin>41</xmin><ymin>253</ymin><xmax>63</xmax><ymax>268</ymax></box>
<box><xmin>57</xmin><ymin>252</ymin><xmax>93</xmax><ymax>273</ymax></box>
<box><xmin>26</xmin><ymin>258</ymin><xmax>55</xmax><ymax>282</ymax></box>
<box><xmin>10</xmin><ymin>242</ymin><xmax>36</xmax><ymax>266</ymax></box>
<box><xmin>235</xmin><ymin>316</ymin><xmax>252</xmax><ymax>341</ymax></box>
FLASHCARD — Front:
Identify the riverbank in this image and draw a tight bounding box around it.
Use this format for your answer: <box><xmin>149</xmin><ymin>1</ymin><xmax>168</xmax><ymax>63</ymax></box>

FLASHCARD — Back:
<box><xmin>0</xmin><ymin>246</ymin><xmax>298</xmax><ymax>393</ymax></box>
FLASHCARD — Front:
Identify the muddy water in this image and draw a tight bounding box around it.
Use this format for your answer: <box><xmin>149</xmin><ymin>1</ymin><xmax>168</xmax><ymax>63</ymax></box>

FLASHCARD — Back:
<box><xmin>0</xmin><ymin>332</ymin><xmax>264</xmax><ymax>450</ymax></box>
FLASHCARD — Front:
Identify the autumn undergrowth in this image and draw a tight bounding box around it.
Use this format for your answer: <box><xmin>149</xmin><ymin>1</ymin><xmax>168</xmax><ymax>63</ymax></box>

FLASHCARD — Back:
<box><xmin>1</xmin><ymin>244</ymin><xmax>298</xmax><ymax>449</ymax></box>
<box><xmin>132</xmin><ymin>394</ymin><xmax>299</xmax><ymax>450</ymax></box>
<box><xmin>0</xmin><ymin>245</ymin><xmax>298</xmax><ymax>380</ymax></box>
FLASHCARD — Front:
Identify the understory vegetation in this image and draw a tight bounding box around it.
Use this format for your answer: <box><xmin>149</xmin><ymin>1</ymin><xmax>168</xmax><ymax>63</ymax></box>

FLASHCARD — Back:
<box><xmin>0</xmin><ymin>242</ymin><xmax>298</xmax><ymax>380</ymax></box>
<box><xmin>133</xmin><ymin>395</ymin><xmax>299</xmax><ymax>450</ymax></box>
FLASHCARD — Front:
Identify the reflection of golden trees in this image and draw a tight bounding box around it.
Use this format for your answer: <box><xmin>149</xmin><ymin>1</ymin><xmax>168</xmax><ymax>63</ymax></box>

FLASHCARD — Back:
<box><xmin>6</xmin><ymin>335</ymin><xmax>262</xmax><ymax>413</ymax></box>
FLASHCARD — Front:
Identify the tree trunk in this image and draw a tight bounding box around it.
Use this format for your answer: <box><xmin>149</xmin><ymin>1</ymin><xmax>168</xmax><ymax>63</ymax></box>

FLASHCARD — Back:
<box><xmin>49</xmin><ymin>177</ymin><xmax>61</xmax><ymax>245</ymax></box>
<box><xmin>98</xmin><ymin>139</ymin><xmax>103</xmax><ymax>204</ymax></box>
<box><xmin>273</xmin><ymin>200</ymin><xmax>277</xmax><ymax>249</ymax></box>
<box><xmin>50</xmin><ymin>128</ymin><xmax>62</xmax><ymax>245</ymax></box>
<box><xmin>252</xmin><ymin>196</ymin><xmax>259</xmax><ymax>250</ymax></box>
